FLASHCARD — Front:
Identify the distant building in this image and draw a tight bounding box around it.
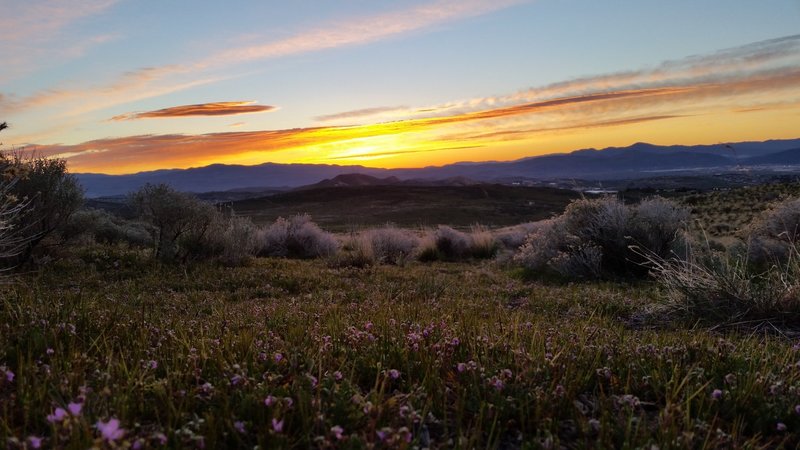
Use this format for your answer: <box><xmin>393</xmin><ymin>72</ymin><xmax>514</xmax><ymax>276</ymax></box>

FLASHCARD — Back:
<box><xmin>583</xmin><ymin>189</ymin><xmax>618</xmax><ymax>195</ymax></box>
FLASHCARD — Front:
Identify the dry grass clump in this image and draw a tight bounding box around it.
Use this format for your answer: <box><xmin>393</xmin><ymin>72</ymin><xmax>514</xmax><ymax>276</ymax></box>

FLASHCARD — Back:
<box><xmin>642</xmin><ymin>197</ymin><xmax>800</xmax><ymax>329</ymax></box>
<box><xmin>364</xmin><ymin>227</ymin><xmax>418</xmax><ymax>265</ymax></box>
<box><xmin>417</xmin><ymin>225</ymin><xmax>498</xmax><ymax>261</ymax></box>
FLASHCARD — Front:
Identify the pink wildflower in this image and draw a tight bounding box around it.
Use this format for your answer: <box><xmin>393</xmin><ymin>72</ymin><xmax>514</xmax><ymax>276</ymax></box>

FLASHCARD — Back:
<box><xmin>271</xmin><ymin>418</ymin><xmax>284</xmax><ymax>433</ymax></box>
<box><xmin>96</xmin><ymin>418</ymin><xmax>125</xmax><ymax>441</ymax></box>
<box><xmin>331</xmin><ymin>425</ymin><xmax>344</xmax><ymax>440</ymax></box>
<box><xmin>27</xmin><ymin>436</ymin><xmax>42</xmax><ymax>449</ymax></box>
<box><xmin>47</xmin><ymin>407</ymin><xmax>67</xmax><ymax>423</ymax></box>
<box><xmin>388</xmin><ymin>369</ymin><xmax>400</xmax><ymax>380</ymax></box>
<box><xmin>68</xmin><ymin>402</ymin><xmax>82</xmax><ymax>416</ymax></box>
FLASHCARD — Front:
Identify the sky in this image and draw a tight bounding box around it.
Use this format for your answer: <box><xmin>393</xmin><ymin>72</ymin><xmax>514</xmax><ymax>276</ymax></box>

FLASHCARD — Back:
<box><xmin>1</xmin><ymin>0</ymin><xmax>799</xmax><ymax>175</ymax></box>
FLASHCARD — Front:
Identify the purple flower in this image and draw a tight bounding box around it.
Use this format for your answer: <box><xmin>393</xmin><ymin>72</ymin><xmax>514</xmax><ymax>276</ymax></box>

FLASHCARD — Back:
<box><xmin>331</xmin><ymin>425</ymin><xmax>344</xmax><ymax>440</ymax></box>
<box><xmin>777</xmin><ymin>422</ymin><xmax>787</xmax><ymax>432</ymax></box>
<box><xmin>450</xmin><ymin>337</ymin><xmax>460</xmax><ymax>346</ymax></box>
<box><xmin>307</xmin><ymin>374</ymin><xmax>318</xmax><ymax>388</ymax></box>
<box><xmin>234</xmin><ymin>421</ymin><xmax>246</xmax><ymax>433</ymax></box>
<box><xmin>155</xmin><ymin>432</ymin><xmax>168</xmax><ymax>445</ymax></box>
<box><xmin>456</xmin><ymin>362</ymin><xmax>467</xmax><ymax>373</ymax></box>
<box><xmin>711</xmin><ymin>389</ymin><xmax>723</xmax><ymax>400</ymax></box>
<box><xmin>274</xmin><ymin>353</ymin><xmax>283</xmax><ymax>363</ymax></box>
<box><xmin>388</xmin><ymin>369</ymin><xmax>400</xmax><ymax>380</ymax></box>
<box><xmin>333</xmin><ymin>371</ymin><xmax>343</xmax><ymax>381</ymax></box>
<box><xmin>376</xmin><ymin>429</ymin><xmax>389</xmax><ymax>442</ymax></box>
<box><xmin>96</xmin><ymin>418</ymin><xmax>125</xmax><ymax>441</ymax></box>
<box><xmin>489</xmin><ymin>377</ymin><xmax>504</xmax><ymax>391</ymax></box>
<box><xmin>46</xmin><ymin>348</ymin><xmax>55</xmax><ymax>356</ymax></box>
<box><xmin>4</xmin><ymin>369</ymin><xmax>14</xmax><ymax>383</ymax></box>
<box><xmin>271</xmin><ymin>418</ymin><xmax>284</xmax><ymax>433</ymax></box>
<box><xmin>147</xmin><ymin>360</ymin><xmax>158</xmax><ymax>370</ymax></box>
<box><xmin>27</xmin><ymin>436</ymin><xmax>42</xmax><ymax>449</ymax></box>
<box><xmin>264</xmin><ymin>395</ymin><xmax>277</xmax><ymax>406</ymax></box>
<box><xmin>68</xmin><ymin>402</ymin><xmax>82</xmax><ymax>416</ymax></box>
<box><xmin>47</xmin><ymin>407</ymin><xmax>68</xmax><ymax>423</ymax></box>
<box><xmin>795</xmin><ymin>404</ymin><xmax>800</xmax><ymax>415</ymax></box>
<box><xmin>230</xmin><ymin>375</ymin><xmax>243</xmax><ymax>386</ymax></box>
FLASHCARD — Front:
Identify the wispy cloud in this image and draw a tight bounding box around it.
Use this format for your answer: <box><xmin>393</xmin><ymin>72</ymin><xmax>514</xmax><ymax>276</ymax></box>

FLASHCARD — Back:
<box><xmin>110</xmin><ymin>101</ymin><xmax>277</xmax><ymax>121</ymax></box>
<box><xmin>203</xmin><ymin>0</ymin><xmax>528</xmax><ymax>68</ymax></box>
<box><xmin>0</xmin><ymin>0</ymin><xmax>118</xmax><ymax>81</ymax></box>
<box><xmin>2</xmin><ymin>0</ymin><xmax>526</xmax><ymax>131</ymax></box>
<box><xmin>316</xmin><ymin>106</ymin><xmax>410</xmax><ymax>122</ymax></box>
<box><xmin>317</xmin><ymin>34</ymin><xmax>800</xmax><ymax>124</ymax></box>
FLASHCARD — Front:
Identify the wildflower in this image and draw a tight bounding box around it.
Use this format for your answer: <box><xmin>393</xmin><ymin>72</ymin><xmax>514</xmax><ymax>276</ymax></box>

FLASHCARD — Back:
<box><xmin>155</xmin><ymin>433</ymin><xmax>168</xmax><ymax>445</ymax></box>
<box><xmin>272</xmin><ymin>418</ymin><xmax>284</xmax><ymax>433</ymax></box>
<box><xmin>388</xmin><ymin>369</ymin><xmax>400</xmax><ymax>380</ymax></box>
<box><xmin>331</xmin><ymin>425</ymin><xmax>344</xmax><ymax>440</ymax></box>
<box><xmin>450</xmin><ymin>337</ymin><xmax>460</xmax><ymax>346</ymax></box>
<box><xmin>27</xmin><ymin>436</ymin><xmax>42</xmax><ymax>449</ymax></box>
<box><xmin>284</xmin><ymin>397</ymin><xmax>294</xmax><ymax>408</ymax></box>
<box><xmin>1</xmin><ymin>367</ymin><xmax>14</xmax><ymax>383</ymax></box>
<box><xmin>333</xmin><ymin>371</ymin><xmax>343</xmax><ymax>381</ymax></box>
<box><xmin>274</xmin><ymin>353</ymin><xmax>283</xmax><ymax>363</ymax></box>
<box><xmin>364</xmin><ymin>321</ymin><xmax>373</xmax><ymax>331</ymax></box>
<box><xmin>795</xmin><ymin>404</ymin><xmax>800</xmax><ymax>415</ymax></box>
<box><xmin>67</xmin><ymin>402</ymin><xmax>82</xmax><ymax>416</ymax></box>
<box><xmin>234</xmin><ymin>421</ymin><xmax>246</xmax><ymax>433</ymax></box>
<box><xmin>777</xmin><ymin>422</ymin><xmax>787</xmax><ymax>432</ymax></box>
<box><xmin>96</xmin><ymin>418</ymin><xmax>125</xmax><ymax>441</ymax></box>
<box><xmin>456</xmin><ymin>363</ymin><xmax>467</xmax><ymax>373</ymax></box>
<box><xmin>47</xmin><ymin>407</ymin><xmax>68</xmax><ymax>423</ymax></box>
<box><xmin>711</xmin><ymin>389</ymin><xmax>723</xmax><ymax>400</ymax></box>
<box><xmin>489</xmin><ymin>377</ymin><xmax>504</xmax><ymax>391</ymax></box>
<box><xmin>264</xmin><ymin>395</ymin><xmax>277</xmax><ymax>406</ymax></box>
<box><xmin>724</xmin><ymin>373</ymin><xmax>737</xmax><ymax>385</ymax></box>
<box><xmin>46</xmin><ymin>348</ymin><xmax>55</xmax><ymax>356</ymax></box>
<box><xmin>307</xmin><ymin>374</ymin><xmax>318</xmax><ymax>388</ymax></box>
<box><xmin>147</xmin><ymin>360</ymin><xmax>158</xmax><ymax>370</ymax></box>
<box><xmin>230</xmin><ymin>375</ymin><xmax>243</xmax><ymax>386</ymax></box>
<box><xmin>554</xmin><ymin>384</ymin><xmax>565</xmax><ymax>397</ymax></box>
<box><xmin>376</xmin><ymin>429</ymin><xmax>389</xmax><ymax>442</ymax></box>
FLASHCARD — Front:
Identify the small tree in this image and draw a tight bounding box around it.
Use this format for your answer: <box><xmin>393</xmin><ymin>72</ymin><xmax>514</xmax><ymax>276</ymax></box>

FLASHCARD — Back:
<box><xmin>0</xmin><ymin>152</ymin><xmax>83</xmax><ymax>266</ymax></box>
<box><xmin>129</xmin><ymin>183</ymin><xmax>218</xmax><ymax>262</ymax></box>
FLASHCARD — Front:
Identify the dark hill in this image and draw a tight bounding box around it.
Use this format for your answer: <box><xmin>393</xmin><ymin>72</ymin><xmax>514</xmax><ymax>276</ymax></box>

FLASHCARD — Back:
<box><xmin>232</xmin><ymin>184</ymin><xmax>580</xmax><ymax>231</ymax></box>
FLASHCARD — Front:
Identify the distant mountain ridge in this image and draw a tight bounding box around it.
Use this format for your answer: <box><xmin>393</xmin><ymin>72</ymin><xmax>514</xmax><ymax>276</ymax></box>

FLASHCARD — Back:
<box><xmin>76</xmin><ymin>138</ymin><xmax>800</xmax><ymax>197</ymax></box>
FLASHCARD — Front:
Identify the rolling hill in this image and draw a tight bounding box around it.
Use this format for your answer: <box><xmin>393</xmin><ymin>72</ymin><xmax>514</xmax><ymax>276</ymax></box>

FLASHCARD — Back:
<box><xmin>75</xmin><ymin>138</ymin><xmax>800</xmax><ymax>197</ymax></box>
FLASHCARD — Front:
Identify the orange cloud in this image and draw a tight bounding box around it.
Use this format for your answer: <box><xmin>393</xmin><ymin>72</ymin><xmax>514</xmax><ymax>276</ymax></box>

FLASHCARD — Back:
<box><xmin>110</xmin><ymin>102</ymin><xmax>277</xmax><ymax>121</ymax></box>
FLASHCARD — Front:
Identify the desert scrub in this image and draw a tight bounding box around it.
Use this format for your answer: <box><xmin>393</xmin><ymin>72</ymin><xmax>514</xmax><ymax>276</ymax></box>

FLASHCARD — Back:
<box><xmin>515</xmin><ymin>196</ymin><xmax>689</xmax><ymax>280</ymax></box>
<box><xmin>1</xmin><ymin>254</ymin><xmax>799</xmax><ymax>448</ymax></box>
<box><xmin>257</xmin><ymin>214</ymin><xmax>338</xmax><ymax>259</ymax></box>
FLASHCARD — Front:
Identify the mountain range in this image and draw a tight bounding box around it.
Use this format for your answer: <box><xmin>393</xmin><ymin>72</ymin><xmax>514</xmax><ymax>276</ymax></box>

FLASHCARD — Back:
<box><xmin>76</xmin><ymin>138</ymin><xmax>800</xmax><ymax>197</ymax></box>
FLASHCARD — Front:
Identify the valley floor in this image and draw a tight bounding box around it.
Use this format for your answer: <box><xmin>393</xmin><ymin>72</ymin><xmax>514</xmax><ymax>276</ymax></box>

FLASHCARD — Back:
<box><xmin>1</xmin><ymin>250</ymin><xmax>798</xmax><ymax>448</ymax></box>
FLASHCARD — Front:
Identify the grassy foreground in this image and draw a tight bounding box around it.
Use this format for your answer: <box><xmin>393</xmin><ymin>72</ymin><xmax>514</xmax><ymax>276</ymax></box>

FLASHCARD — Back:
<box><xmin>1</xmin><ymin>248</ymin><xmax>799</xmax><ymax>448</ymax></box>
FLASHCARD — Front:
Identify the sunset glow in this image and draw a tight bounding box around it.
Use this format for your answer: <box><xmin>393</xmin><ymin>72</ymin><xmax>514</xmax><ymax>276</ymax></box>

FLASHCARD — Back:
<box><xmin>2</xmin><ymin>1</ymin><xmax>799</xmax><ymax>174</ymax></box>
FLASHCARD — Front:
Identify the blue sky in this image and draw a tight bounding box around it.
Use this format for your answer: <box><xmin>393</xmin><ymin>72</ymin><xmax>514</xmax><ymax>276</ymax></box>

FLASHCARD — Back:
<box><xmin>1</xmin><ymin>0</ymin><xmax>799</xmax><ymax>173</ymax></box>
